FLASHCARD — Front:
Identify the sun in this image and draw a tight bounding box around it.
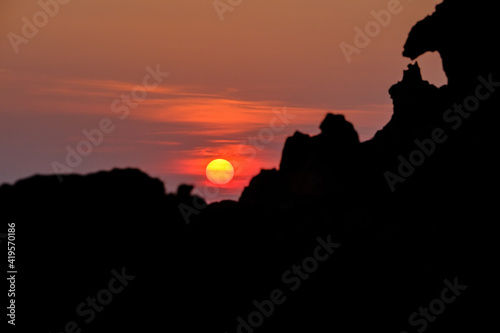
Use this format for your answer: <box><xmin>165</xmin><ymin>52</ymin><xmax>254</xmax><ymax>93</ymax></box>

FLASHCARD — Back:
<box><xmin>206</xmin><ymin>159</ymin><xmax>234</xmax><ymax>185</ymax></box>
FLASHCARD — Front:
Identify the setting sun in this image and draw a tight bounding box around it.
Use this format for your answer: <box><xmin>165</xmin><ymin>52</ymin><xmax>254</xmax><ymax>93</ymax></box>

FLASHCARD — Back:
<box><xmin>206</xmin><ymin>159</ymin><xmax>234</xmax><ymax>185</ymax></box>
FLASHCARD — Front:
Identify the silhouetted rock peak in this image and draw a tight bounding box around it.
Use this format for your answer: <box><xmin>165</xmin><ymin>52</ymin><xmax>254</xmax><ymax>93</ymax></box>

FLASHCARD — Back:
<box><xmin>279</xmin><ymin>131</ymin><xmax>311</xmax><ymax>173</ymax></box>
<box><xmin>319</xmin><ymin>113</ymin><xmax>360</xmax><ymax>145</ymax></box>
<box><xmin>240</xmin><ymin>113</ymin><xmax>360</xmax><ymax>205</ymax></box>
<box><xmin>372</xmin><ymin>62</ymin><xmax>440</xmax><ymax>141</ymax></box>
<box><xmin>389</xmin><ymin>62</ymin><xmax>439</xmax><ymax>115</ymax></box>
<box><xmin>279</xmin><ymin>113</ymin><xmax>359</xmax><ymax>175</ymax></box>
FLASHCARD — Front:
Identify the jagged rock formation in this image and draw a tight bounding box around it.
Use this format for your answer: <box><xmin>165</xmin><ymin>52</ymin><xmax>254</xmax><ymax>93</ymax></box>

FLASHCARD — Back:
<box><xmin>2</xmin><ymin>1</ymin><xmax>499</xmax><ymax>332</ymax></box>
<box><xmin>403</xmin><ymin>0</ymin><xmax>500</xmax><ymax>89</ymax></box>
<box><xmin>375</xmin><ymin>62</ymin><xmax>441</xmax><ymax>140</ymax></box>
<box><xmin>240</xmin><ymin>114</ymin><xmax>360</xmax><ymax>205</ymax></box>
<box><xmin>280</xmin><ymin>113</ymin><xmax>359</xmax><ymax>174</ymax></box>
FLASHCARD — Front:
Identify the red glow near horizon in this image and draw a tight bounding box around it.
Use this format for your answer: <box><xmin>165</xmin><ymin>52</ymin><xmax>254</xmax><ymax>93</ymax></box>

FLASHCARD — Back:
<box><xmin>0</xmin><ymin>0</ymin><xmax>445</xmax><ymax>202</ymax></box>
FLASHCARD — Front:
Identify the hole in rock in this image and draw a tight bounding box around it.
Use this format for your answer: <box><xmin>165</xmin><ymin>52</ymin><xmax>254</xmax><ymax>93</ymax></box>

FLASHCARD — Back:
<box><xmin>416</xmin><ymin>51</ymin><xmax>448</xmax><ymax>87</ymax></box>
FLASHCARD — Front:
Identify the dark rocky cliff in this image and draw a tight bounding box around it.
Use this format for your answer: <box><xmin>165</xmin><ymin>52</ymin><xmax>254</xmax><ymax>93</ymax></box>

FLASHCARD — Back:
<box><xmin>2</xmin><ymin>1</ymin><xmax>498</xmax><ymax>332</ymax></box>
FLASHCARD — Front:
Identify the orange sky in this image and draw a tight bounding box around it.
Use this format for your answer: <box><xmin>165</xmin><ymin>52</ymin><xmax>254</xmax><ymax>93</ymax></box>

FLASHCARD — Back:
<box><xmin>0</xmin><ymin>0</ymin><xmax>445</xmax><ymax>201</ymax></box>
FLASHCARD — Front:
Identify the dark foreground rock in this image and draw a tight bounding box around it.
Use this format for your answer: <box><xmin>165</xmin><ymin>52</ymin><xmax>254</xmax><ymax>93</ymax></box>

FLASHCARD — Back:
<box><xmin>1</xmin><ymin>0</ymin><xmax>499</xmax><ymax>332</ymax></box>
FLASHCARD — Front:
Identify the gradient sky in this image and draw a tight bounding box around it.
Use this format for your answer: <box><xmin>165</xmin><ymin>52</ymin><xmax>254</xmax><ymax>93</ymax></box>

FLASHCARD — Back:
<box><xmin>0</xmin><ymin>0</ymin><xmax>445</xmax><ymax>201</ymax></box>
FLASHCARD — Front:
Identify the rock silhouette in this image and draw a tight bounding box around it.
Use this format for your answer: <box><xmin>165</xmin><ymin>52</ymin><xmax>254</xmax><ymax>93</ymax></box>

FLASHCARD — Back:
<box><xmin>2</xmin><ymin>0</ymin><xmax>498</xmax><ymax>332</ymax></box>
<box><xmin>240</xmin><ymin>113</ymin><xmax>360</xmax><ymax>206</ymax></box>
